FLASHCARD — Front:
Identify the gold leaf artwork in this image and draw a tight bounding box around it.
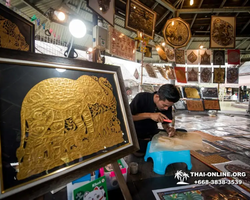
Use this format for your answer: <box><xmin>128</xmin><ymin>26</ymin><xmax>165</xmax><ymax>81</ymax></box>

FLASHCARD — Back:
<box><xmin>157</xmin><ymin>66</ymin><xmax>168</xmax><ymax>80</ymax></box>
<box><xmin>184</xmin><ymin>87</ymin><xmax>200</xmax><ymax>98</ymax></box>
<box><xmin>0</xmin><ymin>15</ymin><xmax>29</xmax><ymax>51</ymax></box>
<box><xmin>16</xmin><ymin>75</ymin><xmax>124</xmax><ymax>180</ymax></box>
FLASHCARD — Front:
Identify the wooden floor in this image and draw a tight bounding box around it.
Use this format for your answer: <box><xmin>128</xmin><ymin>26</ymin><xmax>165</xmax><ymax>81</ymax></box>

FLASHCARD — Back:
<box><xmin>43</xmin><ymin>111</ymin><xmax>250</xmax><ymax>200</ymax></box>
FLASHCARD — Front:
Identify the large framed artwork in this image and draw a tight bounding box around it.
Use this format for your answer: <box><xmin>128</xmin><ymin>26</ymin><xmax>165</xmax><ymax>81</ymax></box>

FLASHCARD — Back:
<box><xmin>186</xmin><ymin>99</ymin><xmax>204</xmax><ymax>111</ymax></box>
<box><xmin>201</xmin><ymin>87</ymin><xmax>218</xmax><ymax>98</ymax></box>
<box><xmin>183</xmin><ymin>86</ymin><xmax>201</xmax><ymax>99</ymax></box>
<box><xmin>210</xmin><ymin>16</ymin><xmax>236</xmax><ymax>49</ymax></box>
<box><xmin>125</xmin><ymin>0</ymin><xmax>156</xmax><ymax>39</ymax></box>
<box><xmin>87</xmin><ymin>0</ymin><xmax>115</xmax><ymax>25</ymax></box>
<box><xmin>162</xmin><ymin>17</ymin><xmax>191</xmax><ymax>49</ymax></box>
<box><xmin>0</xmin><ymin>49</ymin><xmax>138</xmax><ymax>199</ymax></box>
<box><xmin>203</xmin><ymin>99</ymin><xmax>221</xmax><ymax>110</ymax></box>
<box><xmin>0</xmin><ymin>4</ymin><xmax>35</xmax><ymax>52</ymax></box>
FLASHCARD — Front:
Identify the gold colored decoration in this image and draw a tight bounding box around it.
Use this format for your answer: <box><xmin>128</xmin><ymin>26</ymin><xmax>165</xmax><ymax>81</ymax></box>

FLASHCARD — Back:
<box><xmin>157</xmin><ymin>66</ymin><xmax>168</xmax><ymax>80</ymax></box>
<box><xmin>204</xmin><ymin>100</ymin><xmax>220</xmax><ymax>110</ymax></box>
<box><xmin>187</xmin><ymin>51</ymin><xmax>197</xmax><ymax>63</ymax></box>
<box><xmin>175</xmin><ymin>50</ymin><xmax>185</xmax><ymax>64</ymax></box>
<box><xmin>186</xmin><ymin>99</ymin><xmax>204</xmax><ymax>111</ymax></box>
<box><xmin>213</xmin><ymin>68</ymin><xmax>225</xmax><ymax>83</ymax></box>
<box><xmin>155</xmin><ymin>45</ymin><xmax>168</xmax><ymax>62</ymax></box>
<box><xmin>166</xmin><ymin>48</ymin><xmax>175</xmax><ymax>61</ymax></box>
<box><xmin>162</xmin><ymin>17</ymin><xmax>191</xmax><ymax>49</ymax></box>
<box><xmin>200</xmin><ymin>68</ymin><xmax>212</xmax><ymax>83</ymax></box>
<box><xmin>16</xmin><ymin>75</ymin><xmax>124</xmax><ymax>180</ymax></box>
<box><xmin>184</xmin><ymin>87</ymin><xmax>200</xmax><ymax>98</ymax></box>
<box><xmin>166</xmin><ymin>66</ymin><xmax>175</xmax><ymax>80</ymax></box>
<box><xmin>145</xmin><ymin>63</ymin><xmax>157</xmax><ymax>78</ymax></box>
<box><xmin>0</xmin><ymin>15</ymin><xmax>29</xmax><ymax>51</ymax></box>
<box><xmin>134</xmin><ymin>31</ymin><xmax>150</xmax><ymax>53</ymax></box>
<box><xmin>200</xmin><ymin>50</ymin><xmax>211</xmax><ymax>65</ymax></box>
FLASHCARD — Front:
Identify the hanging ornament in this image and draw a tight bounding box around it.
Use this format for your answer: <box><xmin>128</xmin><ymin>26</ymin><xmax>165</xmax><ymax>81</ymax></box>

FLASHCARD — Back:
<box><xmin>53</xmin><ymin>32</ymin><xmax>56</xmax><ymax>38</ymax></box>
<box><xmin>134</xmin><ymin>31</ymin><xmax>150</xmax><ymax>53</ymax></box>
<box><xmin>31</xmin><ymin>15</ymin><xmax>37</xmax><ymax>21</ymax></box>
<box><xmin>42</xmin><ymin>23</ymin><xmax>46</xmax><ymax>29</ymax></box>
<box><xmin>36</xmin><ymin>19</ymin><xmax>40</xmax><ymax>26</ymax></box>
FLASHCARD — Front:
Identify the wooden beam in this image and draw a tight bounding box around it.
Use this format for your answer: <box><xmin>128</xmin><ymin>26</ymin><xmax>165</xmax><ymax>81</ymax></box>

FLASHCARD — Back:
<box><xmin>178</xmin><ymin>7</ymin><xmax>250</xmax><ymax>14</ymax></box>
<box><xmin>155</xmin><ymin>0</ymin><xmax>177</xmax><ymax>13</ymax></box>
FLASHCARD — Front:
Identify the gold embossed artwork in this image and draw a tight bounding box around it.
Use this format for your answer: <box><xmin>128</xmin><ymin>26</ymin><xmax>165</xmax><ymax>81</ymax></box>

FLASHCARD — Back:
<box><xmin>162</xmin><ymin>17</ymin><xmax>191</xmax><ymax>49</ymax></box>
<box><xmin>166</xmin><ymin>66</ymin><xmax>176</xmax><ymax>80</ymax></box>
<box><xmin>175</xmin><ymin>49</ymin><xmax>185</xmax><ymax>64</ymax></box>
<box><xmin>187</xmin><ymin>50</ymin><xmax>199</xmax><ymax>65</ymax></box>
<box><xmin>174</xmin><ymin>67</ymin><xmax>186</xmax><ymax>83</ymax></box>
<box><xmin>210</xmin><ymin>16</ymin><xmax>236</xmax><ymax>49</ymax></box>
<box><xmin>186</xmin><ymin>99</ymin><xmax>204</xmax><ymax>111</ymax></box>
<box><xmin>200</xmin><ymin>68</ymin><xmax>212</xmax><ymax>83</ymax></box>
<box><xmin>165</xmin><ymin>47</ymin><xmax>175</xmax><ymax>62</ymax></box>
<box><xmin>16</xmin><ymin>75</ymin><xmax>124</xmax><ymax>180</ymax></box>
<box><xmin>200</xmin><ymin>50</ymin><xmax>211</xmax><ymax>65</ymax></box>
<box><xmin>184</xmin><ymin>87</ymin><xmax>200</xmax><ymax>99</ymax></box>
<box><xmin>187</xmin><ymin>67</ymin><xmax>198</xmax><ymax>82</ymax></box>
<box><xmin>145</xmin><ymin>63</ymin><xmax>157</xmax><ymax>78</ymax></box>
<box><xmin>156</xmin><ymin>45</ymin><xmax>168</xmax><ymax>62</ymax></box>
<box><xmin>157</xmin><ymin>66</ymin><xmax>168</xmax><ymax>80</ymax></box>
<box><xmin>204</xmin><ymin>99</ymin><xmax>220</xmax><ymax>110</ymax></box>
<box><xmin>213</xmin><ymin>68</ymin><xmax>225</xmax><ymax>83</ymax></box>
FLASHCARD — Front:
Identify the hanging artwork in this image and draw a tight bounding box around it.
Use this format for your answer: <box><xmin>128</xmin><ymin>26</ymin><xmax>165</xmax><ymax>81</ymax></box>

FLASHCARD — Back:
<box><xmin>144</xmin><ymin>63</ymin><xmax>157</xmax><ymax>78</ymax></box>
<box><xmin>228</xmin><ymin>49</ymin><xmax>240</xmax><ymax>65</ymax></box>
<box><xmin>204</xmin><ymin>99</ymin><xmax>220</xmax><ymax>110</ymax></box>
<box><xmin>187</xmin><ymin>50</ymin><xmax>199</xmax><ymax>65</ymax></box>
<box><xmin>200</xmin><ymin>68</ymin><xmax>212</xmax><ymax>83</ymax></box>
<box><xmin>201</xmin><ymin>88</ymin><xmax>218</xmax><ymax>98</ymax></box>
<box><xmin>227</xmin><ymin>68</ymin><xmax>239</xmax><ymax>84</ymax></box>
<box><xmin>174</xmin><ymin>67</ymin><xmax>187</xmax><ymax>83</ymax></box>
<box><xmin>200</xmin><ymin>50</ymin><xmax>211</xmax><ymax>65</ymax></box>
<box><xmin>186</xmin><ymin>99</ymin><xmax>204</xmax><ymax>111</ymax></box>
<box><xmin>165</xmin><ymin>47</ymin><xmax>175</xmax><ymax>62</ymax></box>
<box><xmin>175</xmin><ymin>50</ymin><xmax>185</xmax><ymax>64</ymax></box>
<box><xmin>125</xmin><ymin>0</ymin><xmax>156</xmax><ymax>39</ymax></box>
<box><xmin>213</xmin><ymin>50</ymin><xmax>225</xmax><ymax>65</ymax></box>
<box><xmin>0</xmin><ymin>50</ymin><xmax>138</xmax><ymax>198</ymax></box>
<box><xmin>157</xmin><ymin>66</ymin><xmax>168</xmax><ymax>80</ymax></box>
<box><xmin>213</xmin><ymin>68</ymin><xmax>225</xmax><ymax>83</ymax></box>
<box><xmin>88</xmin><ymin>0</ymin><xmax>115</xmax><ymax>25</ymax></box>
<box><xmin>0</xmin><ymin>4</ymin><xmax>35</xmax><ymax>52</ymax></box>
<box><xmin>166</xmin><ymin>66</ymin><xmax>176</xmax><ymax>80</ymax></box>
<box><xmin>156</xmin><ymin>45</ymin><xmax>168</xmax><ymax>62</ymax></box>
<box><xmin>134</xmin><ymin>68</ymin><xmax>139</xmax><ymax>79</ymax></box>
<box><xmin>183</xmin><ymin>86</ymin><xmax>201</xmax><ymax>99</ymax></box>
<box><xmin>210</xmin><ymin>16</ymin><xmax>236</xmax><ymax>49</ymax></box>
<box><xmin>162</xmin><ymin>17</ymin><xmax>191</xmax><ymax>49</ymax></box>
<box><xmin>187</xmin><ymin>67</ymin><xmax>199</xmax><ymax>82</ymax></box>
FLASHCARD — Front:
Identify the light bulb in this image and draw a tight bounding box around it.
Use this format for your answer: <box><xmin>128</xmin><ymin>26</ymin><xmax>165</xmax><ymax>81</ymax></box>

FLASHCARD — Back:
<box><xmin>56</xmin><ymin>68</ymin><xmax>66</xmax><ymax>72</ymax></box>
<box><xmin>200</xmin><ymin>45</ymin><xmax>203</xmax><ymax>49</ymax></box>
<box><xmin>190</xmin><ymin>0</ymin><xmax>194</xmax><ymax>5</ymax></box>
<box><xmin>54</xmin><ymin>11</ymin><xmax>66</xmax><ymax>21</ymax></box>
<box><xmin>172</xmin><ymin>21</ymin><xmax>174</xmax><ymax>26</ymax></box>
<box><xmin>162</xmin><ymin>42</ymin><xmax>166</xmax><ymax>47</ymax></box>
<box><xmin>100</xmin><ymin>7</ymin><xmax>102</xmax><ymax>11</ymax></box>
<box><xmin>69</xmin><ymin>19</ymin><xmax>86</xmax><ymax>38</ymax></box>
<box><xmin>88</xmin><ymin>47</ymin><xmax>93</xmax><ymax>53</ymax></box>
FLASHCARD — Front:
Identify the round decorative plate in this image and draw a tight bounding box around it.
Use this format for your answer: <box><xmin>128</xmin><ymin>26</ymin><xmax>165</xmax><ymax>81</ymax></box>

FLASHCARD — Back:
<box><xmin>162</xmin><ymin>17</ymin><xmax>191</xmax><ymax>48</ymax></box>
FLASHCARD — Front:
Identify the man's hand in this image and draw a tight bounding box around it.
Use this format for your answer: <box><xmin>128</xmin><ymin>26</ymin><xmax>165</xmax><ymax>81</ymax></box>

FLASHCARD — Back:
<box><xmin>150</xmin><ymin>112</ymin><xmax>168</xmax><ymax>123</ymax></box>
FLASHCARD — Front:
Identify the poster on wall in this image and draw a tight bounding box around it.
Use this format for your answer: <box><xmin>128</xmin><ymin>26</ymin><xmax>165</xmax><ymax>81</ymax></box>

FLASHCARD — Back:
<box><xmin>227</xmin><ymin>67</ymin><xmax>239</xmax><ymax>84</ymax></box>
<box><xmin>174</xmin><ymin>67</ymin><xmax>187</xmax><ymax>83</ymax></box>
<box><xmin>125</xmin><ymin>0</ymin><xmax>156</xmax><ymax>39</ymax></box>
<box><xmin>175</xmin><ymin>50</ymin><xmax>185</xmax><ymax>64</ymax></box>
<box><xmin>200</xmin><ymin>50</ymin><xmax>211</xmax><ymax>65</ymax></box>
<box><xmin>213</xmin><ymin>68</ymin><xmax>225</xmax><ymax>83</ymax></box>
<box><xmin>210</xmin><ymin>16</ymin><xmax>236</xmax><ymax>49</ymax></box>
<box><xmin>109</xmin><ymin>26</ymin><xmax>136</xmax><ymax>61</ymax></box>
<box><xmin>213</xmin><ymin>50</ymin><xmax>225</xmax><ymax>65</ymax></box>
<box><xmin>144</xmin><ymin>63</ymin><xmax>157</xmax><ymax>78</ymax></box>
<box><xmin>0</xmin><ymin>4</ymin><xmax>35</xmax><ymax>52</ymax></box>
<box><xmin>187</xmin><ymin>67</ymin><xmax>198</xmax><ymax>82</ymax></box>
<box><xmin>228</xmin><ymin>49</ymin><xmax>240</xmax><ymax>65</ymax></box>
<box><xmin>165</xmin><ymin>47</ymin><xmax>175</xmax><ymax>62</ymax></box>
<box><xmin>200</xmin><ymin>68</ymin><xmax>212</xmax><ymax>83</ymax></box>
<box><xmin>0</xmin><ymin>50</ymin><xmax>138</xmax><ymax>199</ymax></box>
<box><xmin>187</xmin><ymin>50</ymin><xmax>199</xmax><ymax>65</ymax></box>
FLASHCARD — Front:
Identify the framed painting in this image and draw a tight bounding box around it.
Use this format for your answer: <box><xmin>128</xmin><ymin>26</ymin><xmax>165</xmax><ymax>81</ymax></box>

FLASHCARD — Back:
<box><xmin>210</xmin><ymin>16</ymin><xmax>236</xmax><ymax>49</ymax></box>
<box><xmin>203</xmin><ymin>99</ymin><xmax>221</xmax><ymax>110</ymax></box>
<box><xmin>0</xmin><ymin>49</ymin><xmax>138</xmax><ymax>199</ymax></box>
<box><xmin>186</xmin><ymin>99</ymin><xmax>204</xmax><ymax>111</ymax></box>
<box><xmin>213</xmin><ymin>68</ymin><xmax>225</xmax><ymax>84</ymax></box>
<box><xmin>87</xmin><ymin>0</ymin><xmax>114</xmax><ymax>26</ymax></box>
<box><xmin>125</xmin><ymin>0</ymin><xmax>156</xmax><ymax>39</ymax></box>
<box><xmin>183</xmin><ymin>86</ymin><xmax>201</xmax><ymax>99</ymax></box>
<box><xmin>201</xmin><ymin>87</ymin><xmax>218</xmax><ymax>98</ymax></box>
<box><xmin>0</xmin><ymin>3</ymin><xmax>35</xmax><ymax>52</ymax></box>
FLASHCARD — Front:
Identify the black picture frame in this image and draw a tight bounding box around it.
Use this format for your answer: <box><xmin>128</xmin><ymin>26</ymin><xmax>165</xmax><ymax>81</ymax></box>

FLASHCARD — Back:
<box><xmin>0</xmin><ymin>4</ymin><xmax>35</xmax><ymax>52</ymax></box>
<box><xmin>0</xmin><ymin>49</ymin><xmax>138</xmax><ymax>199</ymax></box>
<box><xmin>201</xmin><ymin>87</ymin><xmax>218</xmax><ymax>98</ymax></box>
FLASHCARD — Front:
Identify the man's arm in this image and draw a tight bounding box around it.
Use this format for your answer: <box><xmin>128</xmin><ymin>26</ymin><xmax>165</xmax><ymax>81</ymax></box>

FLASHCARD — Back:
<box><xmin>133</xmin><ymin>112</ymin><xmax>169</xmax><ymax>122</ymax></box>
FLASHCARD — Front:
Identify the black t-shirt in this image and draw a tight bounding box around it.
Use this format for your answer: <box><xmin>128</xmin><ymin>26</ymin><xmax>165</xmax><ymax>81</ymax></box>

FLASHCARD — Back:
<box><xmin>130</xmin><ymin>92</ymin><xmax>172</xmax><ymax>139</ymax></box>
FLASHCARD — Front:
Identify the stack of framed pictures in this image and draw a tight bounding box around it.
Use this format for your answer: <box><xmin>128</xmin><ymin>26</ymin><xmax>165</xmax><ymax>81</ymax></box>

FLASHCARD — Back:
<box><xmin>174</xmin><ymin>86</ymin><xmax>220</xmax><ymax>111</ymax></box>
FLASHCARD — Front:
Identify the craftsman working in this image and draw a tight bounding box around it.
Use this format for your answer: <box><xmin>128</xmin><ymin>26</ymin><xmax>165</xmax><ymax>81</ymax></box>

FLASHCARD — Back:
<box><xmin>130</xmin><ymin>84</ymin><xmax>180</xmax><ymax>154</ymax></box>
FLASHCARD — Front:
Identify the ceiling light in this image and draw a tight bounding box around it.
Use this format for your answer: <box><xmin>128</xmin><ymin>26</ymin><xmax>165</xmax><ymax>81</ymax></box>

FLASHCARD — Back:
<box><xmin>88</xmin><ymin>47</ymin><xmax>93</xmax><ymax>53</ymax></box>
<box><xmin>133</xmin><ymin>6</ymin><xmax>136</xmax><ymax>9</ymax></box>
<box><xmin>56</xmin><ymin>68</ymin><xmax>66</xmax><ymax>72</ymax></box>
<box><xmin>100</xmin><ymin>7</ymin><xmax>102</xmax><ymax>11</ymax></box>
<box><xmin>54</xmin><ymin>11</ymin><xmax>66</xmax><ymax>21</ymax></box>
<box><xmin>199</xmin><ymin>45</ymin><xmax>203</xmax><ymax>49</ymax></box>
<box><xmin>190</xmin><ymin>0</ymin><xmax>194</xmax><ymax>5</ymax></box>
<box><xmin>161</xmin><ymin>42</ymin><xmax>166</xmax><ymax>47</ymax></box>
<box><xmin>69</xmin><ymin>19</ymin><xmax>86</xmax><ymax>38</ymax></box>
<box><xmin>172</xmin><ymin>21</ymin><xmax>174</xmax><ymax>26</ymax></box>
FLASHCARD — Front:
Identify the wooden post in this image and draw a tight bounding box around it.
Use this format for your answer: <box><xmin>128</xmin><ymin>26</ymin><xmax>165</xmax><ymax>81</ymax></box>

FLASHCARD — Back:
<box><xmin>111</xmin><ymin>161</ymin><xmax>132</xmax><ymax>200</ymax></box>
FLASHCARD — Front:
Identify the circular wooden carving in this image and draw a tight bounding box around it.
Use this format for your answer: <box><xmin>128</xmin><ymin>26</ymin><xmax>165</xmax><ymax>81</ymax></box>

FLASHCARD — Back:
<box><xmin>162</xmin><ymin>17</ymin><xmax>191</xmax><ymax>49</ymax></box>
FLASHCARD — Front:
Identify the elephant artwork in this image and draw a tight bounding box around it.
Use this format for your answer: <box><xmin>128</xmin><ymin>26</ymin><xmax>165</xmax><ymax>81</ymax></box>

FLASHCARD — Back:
<box><xmin>16</xmin><ymin>75</ymin><xmax>124</xmax><ymax>180</ymax></box>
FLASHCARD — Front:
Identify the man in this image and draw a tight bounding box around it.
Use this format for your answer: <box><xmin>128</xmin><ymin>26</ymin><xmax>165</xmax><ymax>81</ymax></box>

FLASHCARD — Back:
<box><xmin>130</xmin><ymin>84</ymin><xmax>180</xmax><ymax>153</ymax></box>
